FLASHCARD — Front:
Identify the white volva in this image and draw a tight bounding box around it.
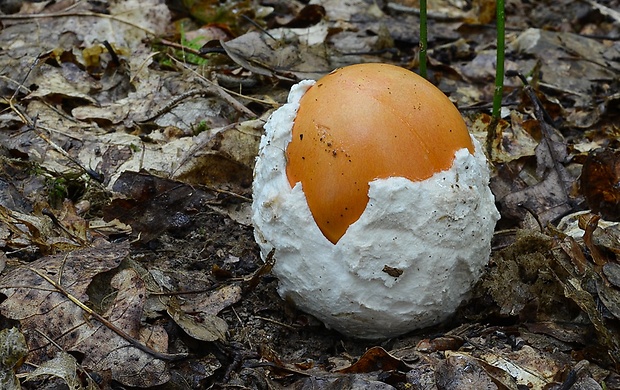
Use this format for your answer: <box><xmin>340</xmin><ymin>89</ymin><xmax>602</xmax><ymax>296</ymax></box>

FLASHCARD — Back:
<box><xmin>252</xmin><ymin>81</ymin><xmax>500</xmax><ymax>339</ymax></box>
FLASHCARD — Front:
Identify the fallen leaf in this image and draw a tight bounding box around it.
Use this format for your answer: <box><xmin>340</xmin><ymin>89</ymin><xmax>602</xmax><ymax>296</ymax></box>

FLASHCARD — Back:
<box><xmin>167</xmin><ymin>297</ymin><xmax>228</xmax><ymax>342</ymax></box>
<box><xmin>478</xmin><ymin>345</ymin><xmax>559</xmax><ymax>389</ymax></box>
<box><xmin>221</xmin><ymin>31</ymin><xmax>330</xmax><ymax>80</ymax></box>
<box><xmin>23</xmin><ymin>351</ymin><xmax>95</xmax><ymax>390</ymax></box>
<box><xmin>0</xmin><ymin>240</ymin><xmax>173</xmax><ymax>387</ymax></box>
<box><xmin>580</xmin><ymin>148</ymin><xmax>620</xmax><ymax>221</ymax></box>
<box><xmin>338</xmin><ymin>346</ymin><xmax>410</xmax><ymax>374</ymax></box>
<box><xmin>103</xmin><ymin>171</ymin><xmax>218</xmax><ymax>243</ymax></box>
<box><xmin>415</xmin><ymin>336</ymin><xmax>465</xmax><ymax>353</ymax></box>
<box><xmin>179</xmin><ymin>284</ymin><xmax>242</xmax><ymax>316</ymax></box>
<box><xmin>436</xmin><ymin>353</ymin><xmax>499</xmax><ymax>390</ymax></box>
<box><xmin>0</xmin><ymin>328</ymin><xmax>27</xmax><ymax>390</ymax></box>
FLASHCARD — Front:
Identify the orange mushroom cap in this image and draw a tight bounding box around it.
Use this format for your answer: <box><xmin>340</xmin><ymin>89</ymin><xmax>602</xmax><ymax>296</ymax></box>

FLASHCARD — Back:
<box><xmin>286</xmin><ymin>63</ymin><xmax>474</xmax><ymax>244</ymax></box>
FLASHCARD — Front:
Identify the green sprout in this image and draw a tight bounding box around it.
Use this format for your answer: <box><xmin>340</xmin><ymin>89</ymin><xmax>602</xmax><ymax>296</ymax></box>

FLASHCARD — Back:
<box><xmin>194</xmin><ymin>120</ymin><xmax>209</xmax><ymax>135</ymax></box>
<box><xmin>178</xmin><ymin>24</ymin><xmax>209</xmax><ymax>66</ymax></box>
<box><xmin>487</xmin><ymin>0</ymin><xmax>506</xmax><ymax>157</ymax></box>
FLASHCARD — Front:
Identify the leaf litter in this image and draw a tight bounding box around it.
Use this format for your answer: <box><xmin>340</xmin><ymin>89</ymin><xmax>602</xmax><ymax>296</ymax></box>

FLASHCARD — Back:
<box><xmin>0</xmin><ymin>0</ymin><xmax>618</xmax><ymax>388</ymax></box>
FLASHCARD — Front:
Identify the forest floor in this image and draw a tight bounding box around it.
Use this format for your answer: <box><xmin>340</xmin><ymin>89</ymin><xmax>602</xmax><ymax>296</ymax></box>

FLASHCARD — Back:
<box><xmin>0</xmin><ymin>0</ymin><xmax>619</xmax><ymax>389</ymax></box>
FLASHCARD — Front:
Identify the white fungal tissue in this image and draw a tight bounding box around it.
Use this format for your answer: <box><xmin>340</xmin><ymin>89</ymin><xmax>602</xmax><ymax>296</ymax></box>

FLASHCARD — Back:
<box><xmin>252</xmin><ymin>80</ymin><xmax>500</xmax><ymax>339</ymax></box>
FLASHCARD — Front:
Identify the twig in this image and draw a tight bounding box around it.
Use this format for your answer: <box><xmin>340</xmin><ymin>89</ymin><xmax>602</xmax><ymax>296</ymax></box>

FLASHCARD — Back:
<box><xmin>31</xmin><ymin>125</ymin><xmax>105</xmax><ymax>183</ymax></box>
<box><xmin>167</xmin><ymin>56</ymin><xmax>257</xmax><ymax>117</ymax></box>
<box><xmin>254</xmin><ymin>316</ymin><xmax>297</xmax><ymax>331</ymax></box>
<box><xmin>194</xmin><ymin>75</ymin><xmax>257</xmax><ymax>118</ymax></box>
<box><xmin>137</xmin><ymin>89</ymin><xmax>206</xmax><ymax>123</ymax></box>
<box><xmin>29</xmin><ymin>267</ymin><xmax>188</xmax><ymax>361</ymax></box>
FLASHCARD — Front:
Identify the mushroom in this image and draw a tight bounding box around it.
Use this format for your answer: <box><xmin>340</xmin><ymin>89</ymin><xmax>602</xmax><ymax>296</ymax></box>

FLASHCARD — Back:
<box><xmin>252</xmin><ymin>63</ymin><xmax>500</xmax><ymax>339</ymax></box>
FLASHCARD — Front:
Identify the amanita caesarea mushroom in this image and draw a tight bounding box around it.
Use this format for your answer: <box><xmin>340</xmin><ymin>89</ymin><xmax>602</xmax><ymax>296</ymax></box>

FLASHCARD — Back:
<box><xmin>252</xmin><ymin>63</ymin><xmax>500</xmax><ymax>339</ymax></box>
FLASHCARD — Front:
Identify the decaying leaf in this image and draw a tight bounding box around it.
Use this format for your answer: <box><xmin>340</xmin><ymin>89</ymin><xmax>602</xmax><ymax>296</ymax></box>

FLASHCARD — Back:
<box><xmin>0</xmin><ymin>241</ymin><xmax>173</xmax><ymax>387</ymax></box>
<box><xmin>165</xmin><ymin>284</ymin><xmax>241</xmax><ymax>342</ymax></box>
<box><xmin>103</xmin><ymin>171</ymin><xmax>219</xmax><ymax>243</ymax></box>
<box><xmin>23</xmin><ymin>351</ymin><xmax>97</xmax><ymax>390</ymax></box>
<box><xmin>178</xmin><ymin>284</ymin><xmax>242</xmax><ymax>316</ymax></box>
<box><xmin>482</xmin><ymin>344</ymin><xmax>565</xmax><ymax>389</ymax></box>
<box><xmin>0</xmin><ymin>327</ymin><xmax>27</xmax><ymax>390</ymax></box>
<box><xmin>512</xmin><ymin>28</ymin><xmax>620</xmax><ymax>124</ymax></box>
<box><xmin>581</xmin><ymin>148</ymin><xmax>620</xmax><ymax>221</ymax></box>
<box><xmin>338</xmin><ymin>346</ymin><xmax>410</xmax><ymax>374</ymax></box>
<box><xmin>220</xmin><ymin>31</ymin><xmax>330</xmax><ymax>80</ymax></box>
<box><xmin>415</xmin><ymin>336</ymin><xmax>464</xmax><ymax>353</ymax></box>
<box><xmin>483</xmin><ymin>230</ymin><xmax>562</xmax><ymax>318</ymax></box>
<box><xmin>552</xmin><ymin>241</ymin><xmax>620</xmax><ymax>363</ymax></box>
<box><xmin>167</xmin><ymin>297</ymin><xmax>228</xmax><ymax>342</ymax></box>
<box><xmin>491</xmin><ymin>73</ymin><xmax>577</xmax><ymax>225</ymax></box>
<box><xmin>435</xmin><ymin>353</ymin><xmax>500</xmax><ymax>390</ymax></box>
<box><xmin>470</xmin><ymin>112</ymin><xmax>538</xmax><ymax>164</ymax></box>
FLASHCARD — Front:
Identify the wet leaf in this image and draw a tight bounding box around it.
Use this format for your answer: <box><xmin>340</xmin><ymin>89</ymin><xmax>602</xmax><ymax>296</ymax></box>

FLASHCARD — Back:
<box><xmin>603</xmin><ymin>263</ymin><xmax>620</xmax><ymax>288</ymax></box>
<box><xmin>552</xmin><ymin>247</ymin><xmax>620</xmax><ymax>363</ymax></box>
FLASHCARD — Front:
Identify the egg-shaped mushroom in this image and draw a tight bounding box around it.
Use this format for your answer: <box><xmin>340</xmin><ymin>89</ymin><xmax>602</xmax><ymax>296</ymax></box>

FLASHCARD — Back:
<box><xmin>252</xmin><ymin>63</ymin><xmax>500</xmax><ymax>339</ymax></box>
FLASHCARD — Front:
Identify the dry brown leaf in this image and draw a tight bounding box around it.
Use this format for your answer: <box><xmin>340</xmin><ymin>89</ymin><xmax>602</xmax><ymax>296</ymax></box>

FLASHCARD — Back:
<box><xmin>490</xmin><ymin>74</ymin><xmax>577</xmax><ymax>225</ymax></box>
<box><xmin>512</xmin><ymin>28</ymin><xmax>620</xmax><ymax>125</ymax></box>
<box><xmin>436</xmin><ymin>353</ymin><xmax>500</xmax><ymax>390</ymax></box>
<box><xmin>0</xmin><ymin>241</ymin><xmax>172</xmax><ymax>387</ymax></box>
<box><xmin>179</xmin><ymin>284</ymin><xmax>242</xmax><ymax>316</ymax></box>
<box><xmin>580</xmin><ymin>148</ymin><xmax>620</xmax><ymax>221</ymax></box>
<box><xmin>478</xmin><ymin>345</ymin><xmax>560</xmax><ymax>389</ymax></box>
<box><xmin>167</xmin><ymin>297</ymin><xmax>228</xmax><ymax>342</ymax></box>
<box><xmin>552</xmin><ymin>247</ymin><xmax>620</xmax><ymax>363</ymax></box>
<box><xmin>221</xmin><ymin>31</ymin><xmax>330</xmax><ymax>80</ymax></box>
<box><xmin>22</xmin><ymin>351</ymin><xmax>96</xmax><ymax>390</ymax></box>
<box><xmin>470</xmin><ymin>112</ymin><xmax>538</xmax><ymax>164</ymax></box>
<box><xmin>338</xmin><ymin>346</ymin><xmax>410</xmax><ymax>374</ymax></box>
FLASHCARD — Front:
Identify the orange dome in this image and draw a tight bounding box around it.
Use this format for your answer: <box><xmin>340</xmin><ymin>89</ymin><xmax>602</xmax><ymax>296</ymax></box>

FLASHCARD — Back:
<box><xmin>286</xmin><ymin>63</ymin><xmax>474</xmax><ymax>244</ymax></box>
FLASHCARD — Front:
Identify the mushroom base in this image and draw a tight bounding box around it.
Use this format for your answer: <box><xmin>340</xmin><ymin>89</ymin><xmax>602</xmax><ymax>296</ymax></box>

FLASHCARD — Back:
<box><xmin>252</xmin><ymin>81</ymin><xmax>500</xmax><ymax>339</ymax></box>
